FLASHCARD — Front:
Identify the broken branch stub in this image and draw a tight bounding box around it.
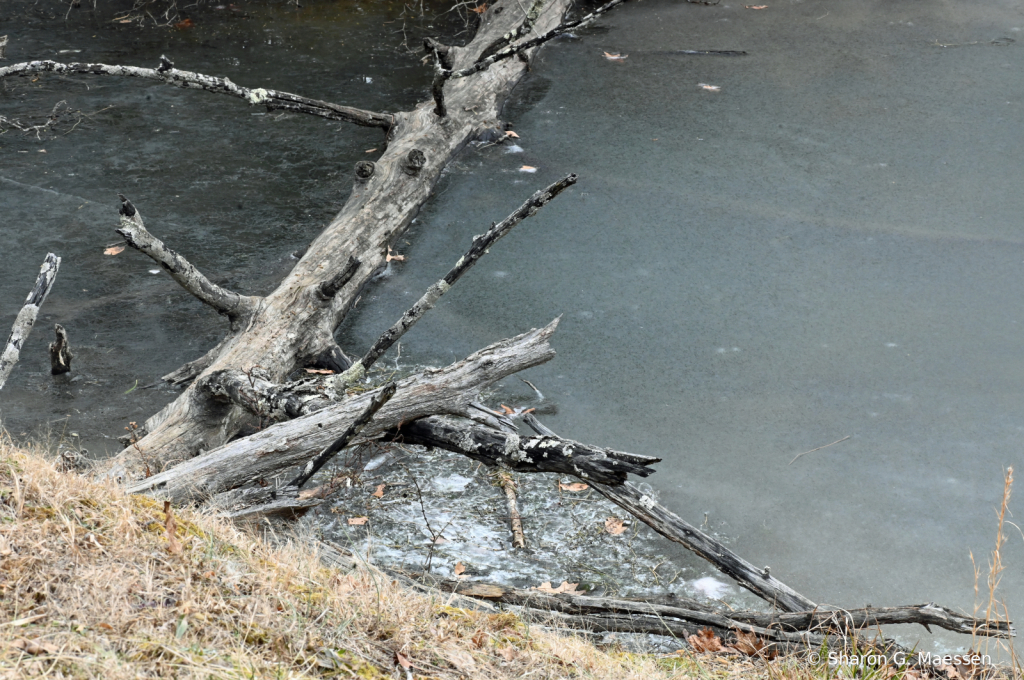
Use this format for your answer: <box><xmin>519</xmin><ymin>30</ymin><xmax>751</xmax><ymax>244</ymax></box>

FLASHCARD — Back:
<box><xmin>0</xmin><ymin>253</ymin><xmax>61</xmax><ymax>391</ymax></box>
<box><xmin>116</xmin><ymin>195</ymin><xmax>260</xmax><ymax>329</ymax></box>
<box><xmin>48</xmin><ymin>324</ymin><xmax>73</xmax><ymax>375</ymax></box>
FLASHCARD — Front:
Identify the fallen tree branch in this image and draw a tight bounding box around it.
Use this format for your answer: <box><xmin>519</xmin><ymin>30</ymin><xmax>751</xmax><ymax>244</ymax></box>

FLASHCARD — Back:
<box><xmin>0</xmin><ymin>56</ymin><xmax>394</xmax><ymax>129</ymax></box>
<box><xmin>336</xmin><ymin>174</ymin><xmax>578</xmax><ymax>387</ymax></box>
<box><xmin>117</xmin><ymin>195</ymin><xmax>260</xmax><ymax>329</ymax></box>
<box><xmin>388</xmin><ymin>416</ymin><xmax>660</xmax><ymax>485</ymax></box>
<box><xmin>0</xmin><ymin>253</ymin><xmax>60</xmax><ymax>391</ymax></box>
<box><xmin>127</xmin><ymin>319</ymin><xmax>560</xmax><ymax>501</ymax></box>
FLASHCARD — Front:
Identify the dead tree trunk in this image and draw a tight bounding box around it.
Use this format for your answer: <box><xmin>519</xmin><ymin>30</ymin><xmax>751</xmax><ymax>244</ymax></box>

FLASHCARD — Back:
<box><xmin>0</xmin><ymin>0</ymin><xmax>576</xmax><ymax>481</ymax></box>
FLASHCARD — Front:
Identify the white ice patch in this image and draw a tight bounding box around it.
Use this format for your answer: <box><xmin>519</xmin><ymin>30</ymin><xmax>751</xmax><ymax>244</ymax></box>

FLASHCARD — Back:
<box><xmin>691</xmin><ymin>576</ymin><xmax>729</xmax><ymax>599</ymax></box>
<box><xmin>148</xmin><ymin>269</ymin><xmax>160</xmax><ymax>274</ymax></box>
<box><xmin>505</xmin><ymin>144</ymin><xmax>524</xmax><ymax>154</ymax></box>
<box><xmin>432</xmin><ymin>474</ymin><xmax>473</xmax><ymax>493</ymax></box>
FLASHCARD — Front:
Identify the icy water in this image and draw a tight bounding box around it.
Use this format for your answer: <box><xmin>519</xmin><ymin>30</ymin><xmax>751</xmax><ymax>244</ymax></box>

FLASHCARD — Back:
<box><xmin>2</xmin><ymin>0</ymin><xmax>1023</xmax><ymax>653</ymax></box>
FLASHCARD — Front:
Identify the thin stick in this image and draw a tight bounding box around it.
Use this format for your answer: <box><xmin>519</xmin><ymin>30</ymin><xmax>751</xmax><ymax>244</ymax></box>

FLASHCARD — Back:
<box><xmin>499</xmin><ymin>472</ymin><xmax>526</xmax><ymax>548</ymax></box>
<box><xmin>335</xmin><ymin>174</ymin><xmax>577</xmax><ymax>388</ymax></box>
<box><xmin>288</xmin><ymin>382</ymin><xmax>397</xmax><ymax>488</ymax></box>
<box><xmin>789</xmin><ymin>435</ymin><xmax>851</xmax><ymax>465</ymax></box>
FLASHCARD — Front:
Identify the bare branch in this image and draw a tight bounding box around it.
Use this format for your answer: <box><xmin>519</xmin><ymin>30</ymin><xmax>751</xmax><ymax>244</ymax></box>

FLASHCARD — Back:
<box><xmin>0</xmin><ymin>57</ymin><xmax>394</xmax><ymax>129</ymax></box>
<box><xmin>336</xmin><ymin>174</ymin><xmax>577</xmax><ymax>388</ymax></box>
<box><xmin>116</xmin><ymin>195</ymin><xmax>260</xmax><ymax>328</ymax></box>
<box><xmin>0</xmin><ymin>253</ymin><xmax>60</xmax><ymax>391</ymax></box>
<box><xmin>431</xmin><ymin>0</ymin><xmax>628</xmax><ymax>115</ymax></box>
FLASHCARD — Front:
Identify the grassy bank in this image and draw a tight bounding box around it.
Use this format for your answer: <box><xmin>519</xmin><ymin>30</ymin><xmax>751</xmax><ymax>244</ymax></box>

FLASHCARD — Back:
<box><xmin>0</xmin><ymin>439</ymin><xmax>702</xmax><ymax>678</ymax></box>
<box><xmin>0</xmin><ymin>438</ymin><xmax>1016</xmax><ymax>679</ymax></box>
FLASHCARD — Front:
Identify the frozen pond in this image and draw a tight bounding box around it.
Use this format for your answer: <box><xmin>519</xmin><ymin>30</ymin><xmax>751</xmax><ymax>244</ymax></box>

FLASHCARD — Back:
<box><xmin>2</xmin><ymin>0</ymin><xmax>1022</xmax><ymax>654</ymax></box>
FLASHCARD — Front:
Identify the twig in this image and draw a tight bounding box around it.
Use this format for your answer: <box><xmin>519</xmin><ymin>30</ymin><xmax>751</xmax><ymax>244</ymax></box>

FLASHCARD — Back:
<box><xmin>789</xmin><ymin>435</ymin><xmax>851</xmax><ymax>465</ymax></box>
<box><xmin>498</xmin><ymin>471</ymin><xmax>526</xmax><ymax>548</ymax></box>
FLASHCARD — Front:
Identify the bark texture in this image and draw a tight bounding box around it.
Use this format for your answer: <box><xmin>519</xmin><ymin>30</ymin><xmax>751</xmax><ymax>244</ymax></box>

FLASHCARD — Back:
<box><xmin>0</xmin><ymin>253</ymin><xmax>60</xmax><ymax>391</ymax></box>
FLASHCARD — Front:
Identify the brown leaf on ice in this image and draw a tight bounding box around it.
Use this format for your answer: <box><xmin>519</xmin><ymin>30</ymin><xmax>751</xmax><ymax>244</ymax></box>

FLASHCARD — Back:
<box><xmin>559</xmin><ymin>481</ymin><xmax>589</xmax><ymax>492</ymax></box>
<box><xmin>688</xmin><ymin>628</ymin><xmax>724</xmax><ymax>653</ymax></box>
<box><xmin>518</xmin><ymin>165</ymin><xmax>538</xmax><ymax>173</ymax></box>
<box><xmin>469</xmin><ymin>3</ymin><xmax>488</xmax><ymax>14</ymax></box>
<box><xmin>454</xmin><ymin>561</ymin><xmax>466</xmax><ymax>576</ymax></box>
<box><xmin>602</xmin><ymin>51</ymin><xmax>629</xmax><ymax>61</ymax></box>
<box><xmin>304</xmin><ymin>368</ymin><xmax>334</xmax><ymax>374</ymax></box>
<box><xmin>533</xmin><ymin>581</ymin><xmax>580</xmax><ymax>594</ymax></box>
<box><xmin>504</xmin><ymin>130</ymin><xmax>520</xmax><ymax>139</ymax></box>
<box><xmin>371</xmin><ymin>484</ymin><xmax>385</xmax><ymax>498</ymax></box>
<box><xmin>365</xmin><ymin>148</ymin><xmax>377</xmax><ymax>153</ymax></box>
<box><xmin>745</xmin><ymin>5</ymin><xmax>768</xmax><ymax>9</ymax></box>
<box><xmin>104</xmin><ymin>244</ymin><xmax>125</xmax><ymax>256</ymax></box>
<box><xmin>163</xmin><ymin>501</ymin><xmax>181</xmax><ymax>555</ymax></box>
<box><xmin>499</xmin><ymin>404</ymin><xmax>515</xmax><ymax>415</ymax></box>
<box><xmin>604</xmin><ymin>517</ymin><xmax>627</xmax><ymax>535</ymax></box>
<box><xmin>347</xmin><ymin>516</ymin><xmax>369</xmax><ymax>526</ymax></box>
<box><xmin>698</xmin><ymin>83</ymin><xmax>722</xmax><ymax>92</ymax></box>
<box><xmin>386</xmin><ymin>246</ymin><xmax>405</xmax><ymax>262</ymax></box>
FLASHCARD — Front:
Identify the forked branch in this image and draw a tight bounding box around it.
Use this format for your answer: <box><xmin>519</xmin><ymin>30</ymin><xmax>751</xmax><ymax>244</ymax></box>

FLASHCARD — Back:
<box><xmin>0</xmin><ymin>57</ymin><xmax>394</xmax><ymax>129</ymax></box>
<box><xmin>117</xmin><ymin>196</ymin><xmax>260</xmax><ymax>328</ymax></box>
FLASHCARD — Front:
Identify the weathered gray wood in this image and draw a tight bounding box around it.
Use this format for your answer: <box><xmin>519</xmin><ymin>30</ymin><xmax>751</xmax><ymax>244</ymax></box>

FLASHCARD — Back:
<box><xmin>126</xmin><ymin>319</ymin><xmax>559</xmax><ymax>501</ymax></box>
<box><xmin>0</xmin><ymin>253</ymin><xmax>60</xmax><ymax>391</ymax></box>
<box><xmin>0</xmin><ymin>56</ymin><xmax>392</xmax><ymax>128</ymax></box>
<box><xmin>48</xmin><ymin>324</ymin><xmax>73</xmax><ymax>375</ymax></box>
<box><xmin>389</xmin><ymin>416</ymin><xmax>660</xmax><ymax>485</ymax></box>
<box><xmin>94</xmin><ymin>0</ymin><xmax>574</xmax><ymax>482</ymax></box>
<box><xmin>336</xmin><ymin>173</ymin><xmax>578</xmax><ymax>388</ymax></box>
<box><xmin>116</xmin><ymin>196</ymin><xmax>259</xmax><ymax>329</ymax></box>
<box><xmin>591</xmin><ymin>481</ymin><xmax>817</xmax><ymax>613</ymax></box>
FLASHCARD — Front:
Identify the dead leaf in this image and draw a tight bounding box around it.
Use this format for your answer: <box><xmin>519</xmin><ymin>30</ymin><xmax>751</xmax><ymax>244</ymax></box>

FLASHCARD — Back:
<box><xmin>469</xmin><ymin>3</ymin><xmax>488</xmax><ymax>14</ymax></box>
<box><xmin>395</xmin><ymin>651</ymin><xmax>412</xmax><ymax>669</ymax></box>
<box><xmin>12</xmin><ymin>638</ymin><xmax>59</xmax><ymax>655</ymax></box>
<box><xmin>304</xmin><ymin>368</ymin><xmax>334</xmax><ymax>374</ymax></box>
<box><xmin>604</xmin><ymin>517</ymin><xmax>627</xmax><ymax>535</ymax></box>
<box><xmin>533</xmin><ymin>581</ymin><xmax>580</xmax><ymax>594</ymax></box>
<box><xmin>347</xmin><ymin>516</ymin><xmax>368</xmax><ymax>526</ymax></box>
<box><xmin>602</xmin><ymin>51</ymin><xmax>629</xmax><ymax>61</ymax></box>
<box><xmin>503</xmin><ymin>130</ymin><xmax>520</xmax><ymax>139</ymax></box>
<box><xmin>0</xmin><ymin>534</ymin><xmax>11</xmax><ymax>557</ymax></box>
<box><xmin>118</xmin><ymin>18</ymin><xmax>133</xmax><ymax>23</ymax></box>
<box><xmin>522</xmin><ymin>407</ymin><xmax>535</xmax><ymax>414</ymax></box>
<box><xmin>499</xmin><ymin>404</ymin><xmax>515</xmax><ymax>415</ymax></box>
<box><xmin>499</xmin><ymin>646</ymin><xmax>517</xmax><ymax>662</ymax></box>
<box><xmin>471</xmin><ymin>630</ymin><xmax>487</xmax><ymax>648</ymax></box>
<box><xmin>730</xmin><ymin>630</ymin><xmax>773</xmax><ymax>657</ymax></box>
<box><xmin>174</xmin><ymin>18</ymin><xmax>195</xmax><ymax>29</ymax></box>
<box><xmin>163</xmin><ymin>501</ymin><xmax>181</xmax><ymax>555</ymax></box>
<box><xmin>386</xmin><ymin>246</ymin><xmax>405</xmax><ymax>262</ymax></box>
<box><xmin>365</xmin><ymin>148</ymin><xmax>377</xmax><ymax>153</ymax></box>
<box><xmin>558</xmin><ymin>481</ymin><xmax>589</xmax><ymax>492</ymax></box>
<box><xmin>446</xmin><ymin>649</ymin><xmax>476</xmax><ymax>672</ymax></box>
<box><xmin>104</xmin><ymin>244</ymin><xmax>125</xmax><ymax>256</ymax></box>
<box><xmin>698</xmin><ymin>83</ymin><xmax>722</xmax><ymax>92</ymax></box>
<box><xmin>371</xmin><ymin>484</ymin><xmax>385</xmax><ymax>499</ymax></box>
<box><xmin>745</xmin><ymin>4</ymin><xmax>768</xmax><ymax>8</ymax></box>
<box><xmin>98</xmin><ymin>622</ymin><xmax>115</xmax><ymax>631</ymax></box>
<box><xmin>454</xmin><ymin>561</ymin><xmax>466</xmax><ymax>576</ymax></box>
<box><xmin>518</xmin><ymin>165</ymin><xmax>538</xmax><ymax>173</ymax></box>
<box><xmin>687</xmin><ymin>627</ymin><xmax>724</xmax><ymax>653</ymax></box>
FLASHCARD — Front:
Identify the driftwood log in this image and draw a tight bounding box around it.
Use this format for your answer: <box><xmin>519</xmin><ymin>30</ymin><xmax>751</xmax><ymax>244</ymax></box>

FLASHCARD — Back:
<box><xmin>48</xmin><ymin>324</ymin><xmax>73</xmax><ymax>375</ymax></box>
<box><xmin>0</xmin><ymin>253</ymin><xmax>60</xmax><ymax>391</ymax></box>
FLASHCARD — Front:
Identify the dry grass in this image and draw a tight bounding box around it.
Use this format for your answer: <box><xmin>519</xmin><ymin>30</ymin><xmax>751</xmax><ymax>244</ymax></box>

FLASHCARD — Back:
<box><xmin>0</xmin><ymin>438</ymin><xmax>704</xmax><ymax>679</ymax></box>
